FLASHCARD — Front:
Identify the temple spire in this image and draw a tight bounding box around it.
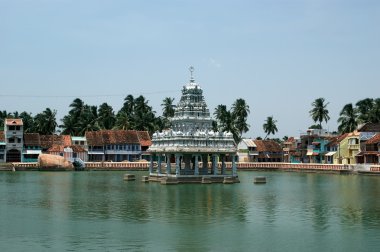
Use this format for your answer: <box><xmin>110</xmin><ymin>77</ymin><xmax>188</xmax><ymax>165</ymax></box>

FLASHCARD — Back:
<box><xmin>189</xmin><ymin>66</ymin><xmax>195</xmax><ymax>83</ymax></box>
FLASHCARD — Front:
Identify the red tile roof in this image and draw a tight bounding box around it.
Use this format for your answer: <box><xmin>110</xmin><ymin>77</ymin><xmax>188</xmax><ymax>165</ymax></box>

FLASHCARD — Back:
<box><xmin>85</xmin><ymin>130</ymin><xmax>141</xmax><ymax>146</ymax></box>
<box><xmin>5</xmin><ymin>118</ymin><xmax>23</xmax><ymax>126</ymax></box>
<box><xmin>24</xmin><ymin>133</ymin><xmax>41</xmax><ymax>146</ymax></box>
<box><xmin>358</xmin><ymin>123</ymin><xmax>380</xmax><ymax>132</ymax></box>
<box><xmin>47</xmin><ymin>145</ymin><xmax>86</xmax><ymax>153</ymax></box>
<box><xmin>366</xmin><ymin>134</ymin><xmax>380</xmax><ymax>145</ymax></box>
<box><xmin>137</xmin><ymin>131</ymin><xmax>152</xmax><ymax>147</ymax></box>
<box><xmin>40</xmin><ymin>135</ymin><xmax>72</xmax><ymax>149</ymax></box>
<box><xmin>254</xmin><ymin>140</ymin><xmax>282</xmax><ymax>152</ymax></box>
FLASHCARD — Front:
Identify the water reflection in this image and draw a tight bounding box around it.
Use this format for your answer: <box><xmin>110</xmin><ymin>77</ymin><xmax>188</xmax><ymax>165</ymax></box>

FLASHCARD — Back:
<box><xmin>2</xmin><ymin>171</ymin><xmax>380</xmax><ymax>251</ymax></box>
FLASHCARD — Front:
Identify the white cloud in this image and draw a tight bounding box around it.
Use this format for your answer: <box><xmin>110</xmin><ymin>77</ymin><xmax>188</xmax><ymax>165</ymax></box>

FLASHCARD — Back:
<box><xmin>208</xmin><ymin>58</ymin><xmax>222</xmax><ymax>68</ymax></box>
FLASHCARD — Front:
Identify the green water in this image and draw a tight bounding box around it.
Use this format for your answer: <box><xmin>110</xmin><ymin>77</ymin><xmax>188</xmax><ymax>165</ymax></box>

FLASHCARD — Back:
<box><xmin>1</xmin><ymin>171</ymin><xmax>380</xmax><ymax>251</ymax></box>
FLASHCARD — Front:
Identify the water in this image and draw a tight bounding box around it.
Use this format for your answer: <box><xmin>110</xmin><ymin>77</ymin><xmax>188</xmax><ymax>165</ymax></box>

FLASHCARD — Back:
<box><xmin>1</xmin><ymin>171</ymin><xmax>380</xmax><ymax>251</ymax></box>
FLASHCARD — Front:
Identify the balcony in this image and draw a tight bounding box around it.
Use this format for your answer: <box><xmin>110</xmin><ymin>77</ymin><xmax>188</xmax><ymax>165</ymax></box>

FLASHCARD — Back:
<box><xmin>248</xmin><ymin>151</ymin><xmax>259</xmax><ymax>156</ymax></box>
<box><xmin>283</xmin><ymin>148</ymin><xmax>290</xmax><ymax>152</ymax></box>
<box><xmin>348</xmin><ymin>144</ymin><xmax>360</xmax><ymax>150</ymax></box>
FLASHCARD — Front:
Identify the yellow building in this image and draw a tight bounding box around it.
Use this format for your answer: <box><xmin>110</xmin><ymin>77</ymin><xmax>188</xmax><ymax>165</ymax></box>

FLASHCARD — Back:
<box><xmin>333</xmin><ymin>131</ymin><xmax>360</xmax><ymax>164</ymax></box>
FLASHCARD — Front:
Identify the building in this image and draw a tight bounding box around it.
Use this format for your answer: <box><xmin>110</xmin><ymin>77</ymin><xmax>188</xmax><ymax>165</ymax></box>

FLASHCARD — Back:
<box><xmin>137</xmin><ymin>131</ymin><xmax>152</xmax><ymax>160</ymax></box>
<box><xmin>23</xmin><ymin>133</ymin><xmax>42</xmax><ymax>162</ymax></box>
<box><xmin>282</xmin><ymin>137</ymin><xmax>301</xmax><ymax>163</ymax></box>
<box><xmin>253</xmin><ymin>140</ymin><xmax>283</xmax><ymax>162</ymax></box>
<box><xmin>299</xmin><ymin>128</ymin><xmax>337</xmax><ymax>163</ymax></box>
<box><xmin>0</xmin><ymin>131</ymin><xmax>5</xmax><ymax>162</ymax></box>
<box><xmin>86</xmin><ymin>130</ymin><xmax>150</xmax><ymax>162</ymax></box>
<box><xmin>4</xmin><ymin>119</ymin><xmax>23</xmax><ymax>162</ymax></box>
<box><xmin>357</xmin><ymin>134</ymin><xmax>380</xmax><ymax>164</ymax></box>
<box><xmin>148</xmin><ymin>67</ymin><xmax>238</xmax><ymax>184</ymax></box>
<box><xmin>238</xmin><ymin>139</ymin><xmax>258</xmax><ymax>162</ymax></box>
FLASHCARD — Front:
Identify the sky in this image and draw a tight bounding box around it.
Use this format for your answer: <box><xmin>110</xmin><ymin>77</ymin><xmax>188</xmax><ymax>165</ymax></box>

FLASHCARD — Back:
<box><xmin>1</xmin><ymin>0</ymin><xmax>379</xmax><ymax>138</ymax></box>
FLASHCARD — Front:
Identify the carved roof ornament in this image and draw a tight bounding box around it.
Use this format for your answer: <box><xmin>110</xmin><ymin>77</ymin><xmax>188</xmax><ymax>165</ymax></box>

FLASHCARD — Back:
<box><xmin>189</xmin><ymin>66</ymin><xmax>195</xmax><ymax>83</ymax></box>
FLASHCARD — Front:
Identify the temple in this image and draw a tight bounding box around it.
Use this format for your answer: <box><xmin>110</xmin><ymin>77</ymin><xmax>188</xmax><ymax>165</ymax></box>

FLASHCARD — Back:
<box><xmin>148</xmin><ymin>67</ymin><xmax>239</xmax><ymax>184</ymax></box>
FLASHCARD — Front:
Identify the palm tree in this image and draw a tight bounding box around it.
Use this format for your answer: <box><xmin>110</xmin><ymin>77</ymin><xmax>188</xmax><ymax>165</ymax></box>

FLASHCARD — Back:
<box><xmin>213</xmin><ymin>105</ymin><xmax>239</xmax><ymax>142</ymax></box>
<box><xmin>368</xmin><ymin>98</ymin><xmax>380</xmax><ymax>123</ymax></box>
<box><xmin>19</xmin><ymin>112</ymin><xmax>35</xmax><ymax>133</ymax></box>
<box><xmin>0</xmin><ymin>110</ymin><xmax>12</xmax><ymax>128</ymax></box>
<box><xmin>263</xmin><ymin>116</ymin><xmax>278</xmax><ymax>139</ymax></box>
<box><xmin>114</xmin><ymin>111</ymin><xmax>130</xmax><ymax>130</ymax></box>
<box><xmin>69</xmin><ymin>98</ymin><xmax>85</xmax><ymax>119</ymax></box>
<box><xmin>309</xmin><ymin>98</ymin><xmax>330</xmax><ymax>128</ymax></box>
<box><xmin>34</xmin><ymin>108</ymin><xmax>58</xmax><ymax>134</ymax></box>
<box><xmin>61</xmin><ymin>114</ymin><xmax>80</xmax><ymax>135</ymax></box>
<box><xmin>231</xmin><ymin>98</ymin><xmax>250</xmax><ymax>138</ymax></box>
<box><xmin>161</xmin><ymin>97</ymin><xmax>175</xmax><ymax>118</ymax></box>
<box><xmin>337</xmin><ymin>103</ymin><xmax>358</xmax><ymax>133</ymax></box>
<box><xmin>98</xmin><ymin>103</ymin><xmax>116</xmax><ymax>130</ymax></box>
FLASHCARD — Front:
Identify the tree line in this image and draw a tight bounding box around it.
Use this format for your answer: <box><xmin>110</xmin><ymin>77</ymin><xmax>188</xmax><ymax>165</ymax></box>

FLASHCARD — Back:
<box><xmin>1</xmin><ymin>96</ymin><xmax>379</xmax><ymax>141</ymax></box>
<box><xmin>263</xmin><ymin>97</ymin><xmax>380</xmax><ymax>139</ymax></box>
<box><xmin>0</xmin><ymin>96</ymin><xmax>250</xmax><ymax>143</ymax></box>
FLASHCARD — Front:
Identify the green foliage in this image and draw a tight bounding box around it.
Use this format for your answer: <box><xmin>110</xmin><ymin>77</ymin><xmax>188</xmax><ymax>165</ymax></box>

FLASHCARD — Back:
<box><xmin>263</xmin><ymin>116</ymin><xmax>278</xmax><ymax>139</ymax></box>
<box><xmin>214</xmin><ymin>98</ymin><xmax>250</xmax><ymax>144</ymax></box>
<box><xmin>309</xmin><ymin>97</ymin><xmax>330</xmax><ymax>128</ymax></box>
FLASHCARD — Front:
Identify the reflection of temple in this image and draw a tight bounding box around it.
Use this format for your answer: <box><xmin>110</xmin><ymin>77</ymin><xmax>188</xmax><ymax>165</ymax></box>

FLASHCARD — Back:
<box><xmin>148</xmin><ymin>67</ymin><xmax>239</xmax><ymax>184</ymax></box>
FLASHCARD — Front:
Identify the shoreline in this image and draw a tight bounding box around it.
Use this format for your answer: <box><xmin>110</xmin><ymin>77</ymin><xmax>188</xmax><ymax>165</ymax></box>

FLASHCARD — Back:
<box><xmin>2</xmin><ymin>162</ymin><xmax>380</xmax><ymax>175</ymax></box>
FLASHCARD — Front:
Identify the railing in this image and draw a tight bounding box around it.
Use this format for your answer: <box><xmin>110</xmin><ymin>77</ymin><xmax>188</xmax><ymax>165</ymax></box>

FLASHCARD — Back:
<box><xmin>348</xmin><ymin>144</ymin><xmax>360</xmax><ymax>150</ymax></box>
<box><xmin>236</xmin><ymin>162</ymin><xmax>350</xmax><ymax>171</ymax></box>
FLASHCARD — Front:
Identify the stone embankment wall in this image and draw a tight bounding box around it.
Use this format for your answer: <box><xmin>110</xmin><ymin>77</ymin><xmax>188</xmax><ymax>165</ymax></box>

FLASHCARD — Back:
<box><xmin>7</xmin><ymin>161</ymin><xmax>380</xmax><ymax>174</ymax></box>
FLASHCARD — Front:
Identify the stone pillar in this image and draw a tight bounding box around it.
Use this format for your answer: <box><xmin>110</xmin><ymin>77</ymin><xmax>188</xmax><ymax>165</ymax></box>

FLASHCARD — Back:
<box><xmin>157</xmin><ymin>155</ymin><xmax>162</xmax><ymax>174</ymax></box>
<box><xmin>149</xmin><ymin>154</ymin><xmax>154</xmax><ymax>174</ymax></box>
<box><xmin>221</xmin><ymin>155</ymin><xmax>226</xmax><ymax>175</ymax></box>
<box><xmin>232</xmin><ymin>155</ymin><xmax>237</xmax><ymax>176</ymax></box>
<box><xmin>212</xmin><ymin>154</ymin><xmax>218</xmax><ymax>175</ymax></box>
<box><xmin>175</xmin><ymin>154</ymin><xmax>181</xmax><ymax>175</ymax></box>
<box><xmin>202</xmin><ymin>154</ymin><xmax>208</xmax><ymax>174</ymax></box>
<box><xmin>194</xmin><ymin>154</ymin><xmax>199</xmax><ymax>175</ymax></box>
<box><xmin>166</xmin><ymin>154</ymin><xmax>171</xmax><ymax>175</ymax></box>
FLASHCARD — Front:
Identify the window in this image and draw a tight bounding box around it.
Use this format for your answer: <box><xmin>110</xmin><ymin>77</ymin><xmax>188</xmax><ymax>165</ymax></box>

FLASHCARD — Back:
<box><xmin>16</xmin><ymin>126</ymin><xmax>20</xmax><ymax>130</ymax></box>
<box><xmin>8</xmin><ymin>126</ymin><xmax>15</xmax><ymax>131</ymax></box>
<box><xmin>17</xmin><ymin>138</ymin><xmax>21</xmax><ymax>143</ymax></box>
<box><xmin>8</xmin><ymin>138</ymin><xmax>15</xmax><ymax>143</ymax></box>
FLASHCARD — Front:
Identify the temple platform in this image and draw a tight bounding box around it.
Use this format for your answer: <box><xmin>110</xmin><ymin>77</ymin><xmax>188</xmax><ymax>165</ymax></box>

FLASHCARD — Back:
<box><xmin>149</xmin><ymin>174</ymin><xmax>240</xmax><ymax>184</ymax></box>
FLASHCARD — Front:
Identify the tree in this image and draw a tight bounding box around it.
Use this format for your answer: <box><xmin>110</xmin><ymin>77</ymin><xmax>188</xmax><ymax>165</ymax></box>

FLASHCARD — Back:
<box><xmin>356</xmin><ymin>98</ymin><xmax>374</xmax><ymax>123</ymax></box>
<box><xmin>231</xmin><ymin>98</ymin><xmax>250</xmax><ymax>138</ymax></box>
<box><xmin>309</xmin><ymin>98</ymin><xmax>330</xmax><ymax>128</ymax></box>
<box><xmin>114</xmin><ymin>111</ymin><xmax>130</xmax><ymax>130</ymax></box>
<box><xmin>368</xmin><ymin>98</ymin><xmax>380</xmax><ymax>123</ymax></box>
<box><xmin>214</xmin><ymin>99</ymin><xmax>251</xmax><ymax>144</ymax></box>
<box><xmin>161</xmin><ymin>97</ymin><xmax>175</xmax><ymax>118</ymax></box>
<box><xmin>19</xmin><ymin>112</ymin><xmax>35</xmax><ymax>133</ymax></box>
<box><xmin>34</xmin><ymin>108</ymin><xmax>58</xmax><ymax>135</ymax></box>
<box><xmin>263</xmin><ymin>116</ymin><xmax>278</xmax><ymax>139</ymax></box>
<box><xmin>0</xmin><ymin>110</ymin><xmax>12</xmax><ymax>129</ymax></box>
<box><xmin>98</xmin><ymin>103</ymin><xmax>116</xmax><ymax>130</ymax></box>
<box><xmin>161</xmin><ymin>97</ymin><xmax>175</xmax><ymax>129</ymax></box>
<box><xmin>214</xmin><ymin>104</ymin><xmax>239</xmax><ymax>143</ymax></box>
<box><xmin>337</xmin><ymin>103</ymin><xmax>358</xmax><ymax>133</ymax></box>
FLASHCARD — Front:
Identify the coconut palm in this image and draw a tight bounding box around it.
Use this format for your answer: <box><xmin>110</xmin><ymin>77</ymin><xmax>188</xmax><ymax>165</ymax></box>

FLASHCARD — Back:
<box><xmin>98</xmin><ymin>103</ymin><xmax>116</xmax><ymax>130</ymax></box>
<box><xmin>114</xmin><ymin>110</ymin><xmax>130</xmax><ymax>130</ymax></box>
<box><xmin>19</xmin><ymin>112</ymin><xmax>35</xmax><ymax>133</ymax></box>
<box><xmin>263</xmin><ymin>116</ymin><xmax>278</xmax><ymax>139</ymax></box>
<box><xmin>161</xmin><ymin>97</ymin><xmax>175</xmax><ymax>118</ymax></box>
<box><xmin>231</xmin><ymin>98</ymin><xmax>250</xmax><ymax>137</ymax></box>
<box><xmin>337</xmin><ymin>103</ymin><xmax>358</xmax><ymax>133</ymax></box>
<box><xmin>368</xmin><ymin>98</ymin><xmax>380</xmax><ymax>123</ymax></box>
<box><xmin>34</xmin><ymin>108</ymin><xmax>58</xmax><ymax>135</ymax></box>
<box><xmin>309</xmin><ymin>98</ymin><xmax>330</xmax><ymax>128</ymax></box>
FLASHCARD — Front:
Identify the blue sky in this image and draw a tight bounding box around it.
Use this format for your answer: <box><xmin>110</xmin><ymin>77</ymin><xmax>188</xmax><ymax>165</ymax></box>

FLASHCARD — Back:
<box><xmin>1</xmin><ymin>0</ymin><xmax>379</xmax><ymax>138</ymax></box>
